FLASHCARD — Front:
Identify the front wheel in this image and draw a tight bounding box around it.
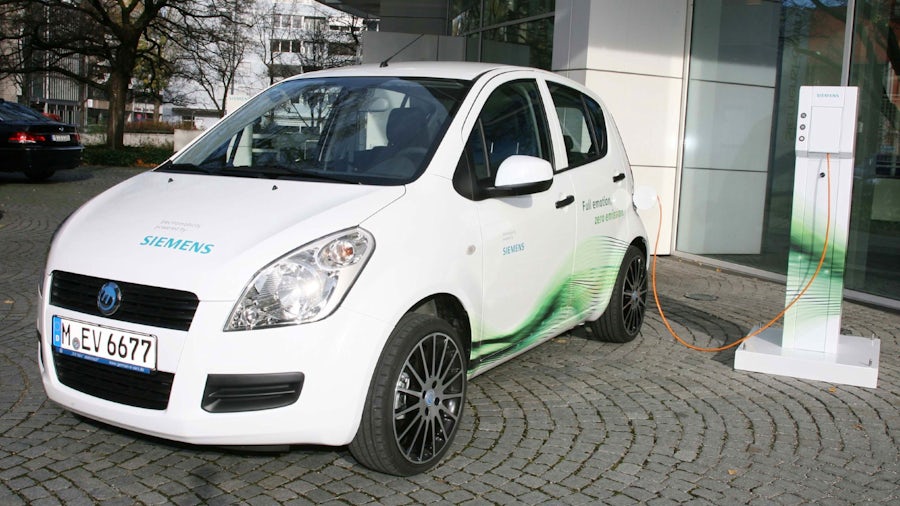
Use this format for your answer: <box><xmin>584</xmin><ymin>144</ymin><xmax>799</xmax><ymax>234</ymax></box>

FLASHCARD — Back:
<box><xmin>350</xmin><ymin>313</ymin><xmax>467</xmax><ymax>476</ymax></box>
<box><xmin>588</xmin><ymin>245</ymin><xmax>648</xmax><ymax>343</ymax></box>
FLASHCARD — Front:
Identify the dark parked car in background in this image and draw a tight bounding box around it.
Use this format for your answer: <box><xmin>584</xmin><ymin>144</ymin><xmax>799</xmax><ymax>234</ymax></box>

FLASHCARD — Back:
<box><xmin>0</xmin><ymin>99</ymin><xmax>83</xmax><ymax>181</ymax></box>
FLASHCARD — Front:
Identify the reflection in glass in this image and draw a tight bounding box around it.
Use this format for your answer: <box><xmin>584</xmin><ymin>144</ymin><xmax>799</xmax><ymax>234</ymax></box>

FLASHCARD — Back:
<box><xmin>466</xmin><ymin>33</ymin><xmax>480</xmax><ymax>62</ymax></box>
<box><xmin>679</xmin><ymin>1</ymin><xmax>848</xmax><ymax>279</ymax></box>
<box><xmin>847</xmin><ymin>0</ymin><xmax>900</xmax><ymax>298</ymax></box>
<box><xmin>481</xmin><ymin>17</ymin><xmax>554</xmax><ymax>70</ymax></box>
<box><xmin>450</xmin><ymin>0</ymin><xmax>555</xmax><ymax>70</ymax></box>
<box><xmin>484</xmin><ymin>0</ymin><xmax>555</xmax><ymax>26</ymax></box>
<box><xmin>167</xmin><ymin>77</ymin><xmax>470</xmax><ymax>186</ymax></box>
<box><xmin>450</xmin><ymin>0</ymin><xmax>481</xmax><ymax>35</ymax></box>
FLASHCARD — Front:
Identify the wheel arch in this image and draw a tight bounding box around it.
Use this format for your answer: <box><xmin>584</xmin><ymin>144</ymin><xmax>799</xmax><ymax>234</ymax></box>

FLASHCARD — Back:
<box><xmin>631</xmin><ymin>236</ymin><xmax>648</xmax><ymax>260</ymax></box>
<box><xmin>408</xmin><ymin>293</ymin><xmax>472</xmax><ymax>360</ymax></box>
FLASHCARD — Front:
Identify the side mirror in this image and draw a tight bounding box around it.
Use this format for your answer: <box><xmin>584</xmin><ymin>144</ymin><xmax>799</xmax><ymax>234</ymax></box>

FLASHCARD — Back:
<box><xmin>491</xmin><ymin>155</ymin><xmax>553</xmax><ymax>196</ymax></box>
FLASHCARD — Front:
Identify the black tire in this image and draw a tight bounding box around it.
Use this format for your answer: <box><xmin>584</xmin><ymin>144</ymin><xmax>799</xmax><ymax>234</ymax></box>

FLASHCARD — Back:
<box><xmin>349</xmin><ymin>313</ymin><xmax>467</xmax><ymax>476</ymax></box>
<box><xmin>24</xmin><ymin>167</ymin><xmax>55</xmax><ymax>182</ymax></box>
<box><xmin>588</xmin><ymin>245</ymin><xmax>648</xmax><ymax>343</ymax></box>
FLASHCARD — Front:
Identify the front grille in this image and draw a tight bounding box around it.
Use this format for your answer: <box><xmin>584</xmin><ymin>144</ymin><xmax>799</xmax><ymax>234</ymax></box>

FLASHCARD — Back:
<box><xmin>53</xmin><ymin>350</ymin><xmax>174</xmax><ymax>410</ymax></box>
<box><xmin>50</xmin><ymin>271</ymin><xmax>199</xmax><ymax>331</ymax></box>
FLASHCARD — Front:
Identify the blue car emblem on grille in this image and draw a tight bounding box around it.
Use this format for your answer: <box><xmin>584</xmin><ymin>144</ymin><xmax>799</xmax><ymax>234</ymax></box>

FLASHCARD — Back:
<box><xmin>97</xmin><ymin>281</ymin><xmax>122</xmax><ymax>316</ymax></box>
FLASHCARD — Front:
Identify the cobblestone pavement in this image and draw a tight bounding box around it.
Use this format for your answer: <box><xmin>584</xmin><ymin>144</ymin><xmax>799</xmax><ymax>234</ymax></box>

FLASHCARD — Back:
<box><xmin>1</xmin><ymin>166</ymin><xmax>898</xmax><ymax>505</ymax></box>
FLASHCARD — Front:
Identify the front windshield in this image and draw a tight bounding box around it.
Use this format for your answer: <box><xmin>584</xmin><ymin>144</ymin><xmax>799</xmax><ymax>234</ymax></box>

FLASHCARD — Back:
<box><xmin>165</xmin><ymin>76</ymin><xmax>470</xmax><ymax>185</ymax></box>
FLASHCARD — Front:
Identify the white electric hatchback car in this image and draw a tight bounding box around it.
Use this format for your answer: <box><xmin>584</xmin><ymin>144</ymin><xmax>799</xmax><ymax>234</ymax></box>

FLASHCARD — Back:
<box><xmin>39</xmin><ymin>62</ymin><xmax>649</xmax><ymax>475</ymax></box>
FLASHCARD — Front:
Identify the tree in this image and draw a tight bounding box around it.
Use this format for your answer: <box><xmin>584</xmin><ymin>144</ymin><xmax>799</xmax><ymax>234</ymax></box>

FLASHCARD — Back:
<box><xmin>174</xmin><ymin>0</ymin><xmax>255</xmax><ymax>117</ymax></box>
<box><xmin>133</xmin><ymin>36</ymin><xmax>177</xmax><ymax>121</ymax></box>
<box><xmin>251</xmin><ymin>1</ymin><xmax>301</xmax><ymax>86</ymax></box>
<box><xmin>251</xmin><ymin>0</ymin><xmax>363</xmax><ymax>87</ymax></box>
<box><xmin>0</xmin><ymin>0</ymin><xmax>230</xmax><ymax>149</ymax></box>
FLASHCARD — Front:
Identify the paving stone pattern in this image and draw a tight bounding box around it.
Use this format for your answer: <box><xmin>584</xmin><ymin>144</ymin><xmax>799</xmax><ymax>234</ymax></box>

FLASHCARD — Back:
<box><xmin>1</xmin><ymin>167</ymin><xmax>898</xmax><ymax>505</ymax></box>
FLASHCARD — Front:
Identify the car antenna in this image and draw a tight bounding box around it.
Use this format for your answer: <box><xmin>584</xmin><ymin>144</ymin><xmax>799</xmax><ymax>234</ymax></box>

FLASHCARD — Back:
<box><xmin>380</xmin><ymin>34</ymin><xmax>425</xmax><ymax>68</ymax></box>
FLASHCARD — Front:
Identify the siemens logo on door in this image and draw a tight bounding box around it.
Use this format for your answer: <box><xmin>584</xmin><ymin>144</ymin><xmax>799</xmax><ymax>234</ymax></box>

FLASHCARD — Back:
<box><xmin>140</xmin><ymin>235</ymin><xmax>215</xmax><ymax>254</ymax></box>
<box><xmin>502</xmin><ymin>243</ymin><xmax>525</xmax><ymax>255</ymax></box>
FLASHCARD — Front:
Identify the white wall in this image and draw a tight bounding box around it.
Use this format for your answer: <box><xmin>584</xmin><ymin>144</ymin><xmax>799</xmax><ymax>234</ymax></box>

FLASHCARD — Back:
<box><xmin>553</xmin><ymin>0</ymin><xmax>689</xmax><ymax>255</ymax></box>
<box><xmin>0</xmin><ymin>75</ymin><xmax>17</xmax><ymax>102</ymax></box>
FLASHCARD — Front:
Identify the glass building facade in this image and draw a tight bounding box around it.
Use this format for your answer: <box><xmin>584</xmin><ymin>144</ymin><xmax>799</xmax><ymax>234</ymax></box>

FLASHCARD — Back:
<box><xmin>443</xmin><ymin>0</ymin><xmax>899</xmax><ymax>304</ymax></box>
<box><xmin>681</xmin><ymin>0</ymin><xmax>899</xmax><ymax>303</ymax></box>
<box><xmin>449</xmin><ymin>1</ymin><xmax>555</xmax><ymax>70</ymax></box>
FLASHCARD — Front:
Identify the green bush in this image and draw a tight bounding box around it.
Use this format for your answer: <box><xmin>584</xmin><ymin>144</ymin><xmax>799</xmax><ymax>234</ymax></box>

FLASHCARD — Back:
<box><xmin>125</xmin><ymin>121</ymin><xmax>176</xmax><ymax>134</ymax></box>
<box><xmin>83</xmin><ymin>145</ymin><xmax>173</xmax><ymax>167</ymax></box>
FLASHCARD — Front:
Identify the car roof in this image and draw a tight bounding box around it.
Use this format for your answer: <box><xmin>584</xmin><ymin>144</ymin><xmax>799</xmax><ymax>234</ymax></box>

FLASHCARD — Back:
<box><xmin>285</xmin><ymin>61</ymin><xmax>552</xmax><ymax>82</ymax></box>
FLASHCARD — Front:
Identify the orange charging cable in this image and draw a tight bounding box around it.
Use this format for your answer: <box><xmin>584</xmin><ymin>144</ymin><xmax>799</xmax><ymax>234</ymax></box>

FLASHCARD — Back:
<box><xmin>650</xmin><ymin>153</ymin><xmax>833</xmax><ymax>352</ymax></box>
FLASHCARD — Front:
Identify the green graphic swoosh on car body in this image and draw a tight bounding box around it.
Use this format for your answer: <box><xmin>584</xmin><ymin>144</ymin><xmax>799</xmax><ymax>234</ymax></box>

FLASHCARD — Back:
<box><xmin>470</xmin><ymin>236</ymin><xmax>630</xmax><ymax>371</ymax></box>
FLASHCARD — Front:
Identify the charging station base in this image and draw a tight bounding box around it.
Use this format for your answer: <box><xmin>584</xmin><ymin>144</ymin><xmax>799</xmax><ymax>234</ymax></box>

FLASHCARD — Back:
<box><xmin>735</xmin><ymin>329</ymin><xmax>880</xmax><ymax>388</ymax></box>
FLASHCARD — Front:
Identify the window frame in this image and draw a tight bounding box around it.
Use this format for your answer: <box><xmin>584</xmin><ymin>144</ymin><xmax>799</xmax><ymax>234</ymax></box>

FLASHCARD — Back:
<box><xmin>453</xmin><ymin>78</ymin><xmax>554</xmax><ymax>201</ymax></box>
<box><xmin>546</xmin><ymin>82</ymin><xmax>609</xmax><ymax>172</ymax></box>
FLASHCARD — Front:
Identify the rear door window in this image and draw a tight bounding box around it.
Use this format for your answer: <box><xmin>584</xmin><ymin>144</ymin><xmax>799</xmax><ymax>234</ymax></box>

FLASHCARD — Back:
<box><xmin>547</xmin><ymin>82</ymin><xmax>608</xmax><ymax>169</ymax></box>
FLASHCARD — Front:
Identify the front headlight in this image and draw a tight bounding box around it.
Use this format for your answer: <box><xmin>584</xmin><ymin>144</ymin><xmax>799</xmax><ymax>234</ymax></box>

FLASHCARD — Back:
<box><xmin>226</xmin><ymin>228</ymin><xmax>374</xmax><ymax>331</ymax></box>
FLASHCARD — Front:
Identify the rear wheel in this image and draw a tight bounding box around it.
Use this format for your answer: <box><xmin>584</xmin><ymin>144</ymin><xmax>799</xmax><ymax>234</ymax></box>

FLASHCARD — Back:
<box><xmin>588</xmin><ymin>245</ymin><xmax>648</xmax><ymax>343</ymax></box>
<box><xmin>24</xmin><ymin>167</ymin><xmax>55</xmax><ymax>181</ymax></box>
<box><xmin>350</xmin><ymin>313</ymin><xmax>467</xmax><ymax>476</ymax></box>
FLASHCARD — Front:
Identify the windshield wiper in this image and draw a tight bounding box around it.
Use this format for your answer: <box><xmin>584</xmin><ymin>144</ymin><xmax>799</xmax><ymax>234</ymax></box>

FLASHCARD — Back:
<box><xmin>157</xmin><ymin>161</ymin><xmax>218</xmax><ymax>174</ymax></box>
<box><xmin>220</xmin><ymin>166</ymin><xmax>270</xmax><ymax>178</ymax></box>
<box><xmin>159</xmin><ymin>161</ymin><xmax>360</xmax><ymax>184</ymax></box>
<box><xmin>285</xmin><ymin>170</ymin><xmax>360</xmax><ymax>184</ymax></box>
<box><xmin>251</xmin><ymin>164</ymin><xmax>360</xmax><ymax>184</ymax></box>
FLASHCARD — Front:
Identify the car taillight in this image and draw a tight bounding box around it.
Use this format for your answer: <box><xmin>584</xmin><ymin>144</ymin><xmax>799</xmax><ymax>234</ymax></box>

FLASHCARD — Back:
<box><xmin>9</xmin><ymin>132</ymin><xmax>46</xmax><ymax>144</ymax></box>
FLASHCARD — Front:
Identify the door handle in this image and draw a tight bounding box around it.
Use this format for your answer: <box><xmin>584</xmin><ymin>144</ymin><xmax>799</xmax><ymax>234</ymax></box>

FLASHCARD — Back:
<box><xmin>613</xmin><ymin>173</ymin><xmax>626</xmax><ymax>183</ymax></box>
<box><xmin>556</xmin><ymin>195</ymin><xmax>575</xmax><ymax>209</ymax></box>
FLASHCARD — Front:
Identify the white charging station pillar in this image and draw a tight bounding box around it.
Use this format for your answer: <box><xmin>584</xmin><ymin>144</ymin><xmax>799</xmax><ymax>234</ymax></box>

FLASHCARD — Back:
<box><xmin>734</xmin><ymin>86</ymin><xmax>880</xmax><ymax>388</ymax></box>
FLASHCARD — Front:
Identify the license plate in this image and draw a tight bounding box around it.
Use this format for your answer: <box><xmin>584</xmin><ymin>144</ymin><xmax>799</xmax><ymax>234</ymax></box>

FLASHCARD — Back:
<box><xmin>51</xmin><ymin>134</ymin><xmax>71</xmax><ymax>142</ymax></box>
<box><xmin>52</xmin><ymin>316</ymin><xmax>157</xmax><ymax>374</ymax></box>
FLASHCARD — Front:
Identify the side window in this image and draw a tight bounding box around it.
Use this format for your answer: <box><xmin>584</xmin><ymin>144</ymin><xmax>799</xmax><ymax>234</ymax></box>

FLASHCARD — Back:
<box><xmin>548</xmin><ymin>82</ymin><xmax>608</xmax><ymax>168</ymax></box>
<box><xmin>453</xmin><ymin>80</ymin><xmax>552</xmax><ymax>200</ymax></box>
<box><xmin>582</xmin><ymin>94</ymin><xmax>609</xmax><ymax>159</ymax></box>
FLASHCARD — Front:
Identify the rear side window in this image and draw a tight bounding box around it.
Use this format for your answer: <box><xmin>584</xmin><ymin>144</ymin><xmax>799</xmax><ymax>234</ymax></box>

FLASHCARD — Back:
<box><xmin>453</xmin><ymin>79</ymin><xmax>552</xmax><ymax>200</ymax></box>
<box><xmin>0</xmin><ymin>101</ymin><xmax>50</xmax><ymax>122</ymax></box>
<box><xmin>583</xmin><ymin>95</ymin><xmax>608</xmax><ymax>158</ymax></box>
<box><xmin>547</xmin><ymin>83</ymin><xmax>608</xmax><ymax>168</ymax></box>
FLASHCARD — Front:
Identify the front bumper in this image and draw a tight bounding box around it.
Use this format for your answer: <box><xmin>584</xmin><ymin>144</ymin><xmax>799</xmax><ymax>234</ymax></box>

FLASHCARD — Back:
<box><xmin>39</xmin><ymin>295</ymin><xmax>392</xmax><ymax>447</ymax></box>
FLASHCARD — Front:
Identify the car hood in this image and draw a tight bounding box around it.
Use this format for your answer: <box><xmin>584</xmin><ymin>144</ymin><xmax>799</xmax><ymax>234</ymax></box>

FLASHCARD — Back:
<box><xmin>47</xmin><ymin>171</ymin><xmax>405</xmax><ymax>300</ymax></box>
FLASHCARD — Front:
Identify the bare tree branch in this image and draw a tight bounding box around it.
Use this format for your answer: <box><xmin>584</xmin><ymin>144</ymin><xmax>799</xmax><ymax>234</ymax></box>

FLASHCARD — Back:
<box><xmin>0</xmin><ymin>0</ymin><xmax>234</xmax><ymax>148</ymax></box>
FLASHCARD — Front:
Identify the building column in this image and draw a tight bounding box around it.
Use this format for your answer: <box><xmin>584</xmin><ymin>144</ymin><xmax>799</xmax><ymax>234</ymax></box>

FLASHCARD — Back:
<box><xmin>553</xmin><ymin>0</ymin><xmax>689</xmax><ymax>255</ymax></box>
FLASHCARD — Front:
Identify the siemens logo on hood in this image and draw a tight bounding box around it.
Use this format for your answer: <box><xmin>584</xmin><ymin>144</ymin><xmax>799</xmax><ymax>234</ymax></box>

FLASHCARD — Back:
<box><xmin>140</xmin><ymin>235</ymin><xmax>215</xmax><ymax>254</ymax></box>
